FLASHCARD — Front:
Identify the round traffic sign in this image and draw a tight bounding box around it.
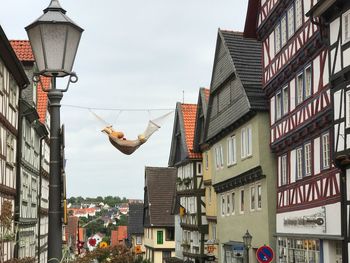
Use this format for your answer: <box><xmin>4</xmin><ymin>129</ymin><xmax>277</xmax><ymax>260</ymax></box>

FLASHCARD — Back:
<box><xmin>256</xmin><ymin>245</ymin><xmax>274</xmax><ymax>263</ymax></box>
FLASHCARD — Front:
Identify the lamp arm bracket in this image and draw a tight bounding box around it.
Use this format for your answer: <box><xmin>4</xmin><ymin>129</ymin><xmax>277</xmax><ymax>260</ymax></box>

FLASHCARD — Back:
<box><xmin>32</xmin><ymin>72</ymin><xmax>78</xmax><ymax>93</ymax></box>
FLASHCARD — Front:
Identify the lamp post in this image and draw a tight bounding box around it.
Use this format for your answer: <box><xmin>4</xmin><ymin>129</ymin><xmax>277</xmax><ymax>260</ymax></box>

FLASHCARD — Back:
<box><xmin>242</xmin><ymin>230</ymin><xmax>252</xmax><ymax>263</ymax></box>
<box><xmin>25</xmin><ymin>0</ymin><xmax>83</xmax><ymax>262</ymax></box>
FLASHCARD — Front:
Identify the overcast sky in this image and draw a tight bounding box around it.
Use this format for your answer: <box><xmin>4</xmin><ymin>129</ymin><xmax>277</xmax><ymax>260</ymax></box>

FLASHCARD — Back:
<box><xmin>0</xmin><ymin>0</ymin><xmax>247</xmax><ymax>199</ymax></box>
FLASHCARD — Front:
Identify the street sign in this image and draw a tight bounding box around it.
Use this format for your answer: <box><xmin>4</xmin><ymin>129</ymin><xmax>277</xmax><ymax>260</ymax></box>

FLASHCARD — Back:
<box><xmin>256</xmin><ymin>245</ymin><xmax>274</xmax><ymax>263</ymax></box>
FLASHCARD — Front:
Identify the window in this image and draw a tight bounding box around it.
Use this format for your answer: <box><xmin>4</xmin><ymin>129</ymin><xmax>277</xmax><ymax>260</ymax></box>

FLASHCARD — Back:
<box><xmin>304</xmin><ymin>143</ymin><xmax>312</xmax><ymax>176</ymax></box>
<box><xmin>276</xmin><ymin>86</ymin><xmax>289</xmax><ymax>120</ymax></box>
<box><xmin>205</xmin><ymin>152</ymin><xmax>209</xmax><ymax>170</ymax></box>
<box><xmin>241</xmin><ymin>126</ymin><xmax>252</xmax><ymax>159</ymax></box>
<box><xmin>295</xmin><ymin>0</ymin><xmax>303</xmax><ymax>30</ymax></box>
<box><xmin>6</xmin><ymin>134</ymin><xmax>15</xmax><ymax>163</ymax></box>
<box><xmin>227</xmin><ymin>135</ymin><xmax>236</xmax><ymax>166</ymax></box>
<box><xmin>250</xmin><ymin>187</ymin><xmax>255</xmax><ymax>211</ymax></box>
<box><xmin>296</xmin><ymin>65</ymin><xmax>312</xmax><ymax>105</ymax></box>
<box><xmin>305</xmin><ymin>66</ymin><xmax>312</xmax><ymax>98</ymax></box>
<box><xmin>296</xmin><ymin>73</ymin><xmax>304</xmax><ymax>105</ymax></box>
<box><xmin>275</xmin><ymin>24</ymin><xmax>281</xmax><ymax>54</ymax></box>
<box><xmin>226</xmin><ymin>194</ymin><xmax>230</xmax><ymax>214</ymax></box>
<box><xmin>283</xmin><ymin>86</ymin><xmax>289</xmax><ymax>115</ymax></box>
<box><xmin>281</xmin><ymin>155</ymin><xmax>288</xmax><ymax>185</ymax></box>
<box><xmin>231</xmin><ymin>192</ymin><xmax>235</xmax><ymax>214</ymax></box>
<box><xmin>276</xmin><ymin>91</ymin><xmax>282</xmax><ymax>120</ymax></box>
<box><xmin>322</xmin><ymin>133</ymin><xmax>330</xmax><ymax>169</ymax></box>
<box><xmin>281</xmin><ymin>15</ymin><xmax>287</xmax><ymax>46</ymax></box>
<box><xmin>240</xmin><ymin>189</ymin><xmax>244</xmax><ymax>213</ymax></box>
<box><xmin>274</xmin><ymin>0</ymin><xmax>303</xmax><ymax>55</ymax></box>
<box><xmin>287</xmin><ymin>5</ymin><xmax>295</xmax><ymax>38</ymax></box>
<box><xmin>221</xmin><ymin>195</ymin><xmax>225</xmax><ymax>216</ymax></box>
<box><xmin>215</xmin><ymin>145</ymin><xmax>224</xmax><ymax>169</ymax></box>
<box><xmin>343</xmin><ymin>10</ymin><xmax>350</xmax><ymax>44</ymax></box>
<box><xmin>196</xmin><ymin>162</ymin><xmax>202</xmax><ymax>175</ymax></box>
<box><xmin>157</xmin><ymin>231</ymin><xmax>163</xmax><ymax>244</ymax></box>
<box><xmin>296</xmin><ymin>147</ymin><xmax>303</xmax><ymax>180</ymax></box>
<box><xmin>257</xmin><ymin>185</ymin><xmax>262</xmax><ymax>209</ymax></box>
<box><xmin>136</xmin><ymin>235</ymin><xmax>142</xmax><ymax>245</ymax></box>
<box><xmin>347</xmin><ymin>91</ymin><xmax>350</xmax><ymax>128</ymax></box>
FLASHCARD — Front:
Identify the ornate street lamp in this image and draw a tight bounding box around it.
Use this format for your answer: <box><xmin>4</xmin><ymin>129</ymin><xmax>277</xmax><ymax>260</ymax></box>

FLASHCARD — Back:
<box><xmin>243</xmin><ymin>230</ymin><xmax>252</xmax><ymax>263</ymax></box>
<box><xmin>25</xmin><ymin>0</ymin><xmax>83</xmax><ymax>261</ymax></box>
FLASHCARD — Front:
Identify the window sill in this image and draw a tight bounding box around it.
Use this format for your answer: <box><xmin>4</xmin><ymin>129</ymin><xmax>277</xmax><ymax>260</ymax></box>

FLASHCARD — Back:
<box><xmin>241</xmin><ymin>155</ymin><xmax>253</xmax><ymax>161</ymax></box>
<box><xmin>227</xmin><ymin>162</ymin><xmax>237</xmax><ymax>168</ymax></box>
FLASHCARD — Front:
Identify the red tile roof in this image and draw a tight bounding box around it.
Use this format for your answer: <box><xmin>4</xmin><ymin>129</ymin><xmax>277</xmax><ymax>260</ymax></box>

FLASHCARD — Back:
<box><xmin>10</xmin><ymin>40</ymin><xmax>34</xmax><ymax>62</ymax></box>
<box><xmin>10</xmin><ymin>40</ymin><xmax>50</xmax><ymax>124</ymax></box>
<box><xmin>204</xmin><ymin>88</ymin><xmax>210</xmax><ymax>102</ymax></box>
<box><xmin>37</xmin><ymin>77</ymin><xmax>50</xmax><ymax>123</ymax></box>
<box><xmin>181</xmin><ymin>103</ymin><xmax>201</xmax><ymax>159</ymax></box>
<box><xmin>117</xmin><ymin>226</ymin><xmax>127</xmax><ymax>241</ymax></box>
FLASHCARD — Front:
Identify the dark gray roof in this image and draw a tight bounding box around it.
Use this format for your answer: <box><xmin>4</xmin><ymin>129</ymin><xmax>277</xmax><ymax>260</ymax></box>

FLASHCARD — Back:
<box><xmin>205</xmin><ymin>30</ymin><xmax>267</xmax><ymax>143</ymax></box>
<box><xmin>193</xmin><ymin>88</ymin><xmax>210</xmax><ymax>152</ymax></box>
<box><xmin>127</xmin><ymin>203</ymin><xmax>144</xmax><ymax>235</ymax></box>
<box><xmin>0</xmin><ymin>26</ymin><xmax>29</xmax><ymax>88</ymax></box>
<box><xmin>144</xmin><ymin>167</ymin><xmax>176</xmax><ymax>227</ymax></box>
<box><xmin>220</xmin><ymin>30</ymin><xmax>266</xmax><ymax>110</ymax></box>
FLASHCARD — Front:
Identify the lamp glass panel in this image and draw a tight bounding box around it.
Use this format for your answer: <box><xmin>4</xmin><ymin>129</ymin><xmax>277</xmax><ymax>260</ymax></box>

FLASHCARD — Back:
<box><xmin>63</xmin><ymin>26</ymin><xmax>82</xmax><ymax>72</ymax></box>
<box><xmin>41</xmin><ymin>23</ymin><xmax>67</xmax><ymax>72</ymax></box>
<box><xmin>27</xmin><ymin>26</ymin><xmax>45</xmax><ymax>72</ymax></box>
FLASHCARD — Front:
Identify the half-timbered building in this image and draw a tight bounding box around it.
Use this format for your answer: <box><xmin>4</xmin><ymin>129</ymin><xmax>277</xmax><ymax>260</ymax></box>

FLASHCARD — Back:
<box><xmin>193</xmin><ymin>88</ymin><xmax>218</xmax><ymax>263</ymax></box>
<box><xmin>168</xmin><ymin>101</ymin><xmax>208</xmax><ymax>263</ymax></box>
<box><xmin>307</xmin><ymin>0</ymin><xmax>350</xmax><ymax>261</ymax></box>
<box><xmin>0</xmin><ymin>26</ymin><xmax>29</xmax><ymax>262</ymax></box>
<box><xmin>204</xmin><ymin>29</ymin><xmax>276</xmax><ymax>263</ymax></box>
<box><xmin>248</xmin><ymin>0</ymin><xmax>343</xmax><ymax>261</ymax></box>
<box><xmin>143</xmin><ymin>167</ymin><xmax>176</xmax><ymax>263</ymax></box>
<box><xmin>11</xmin><ymin>40</ymin><xmax>50</xmax><ymax>261</ymax></box>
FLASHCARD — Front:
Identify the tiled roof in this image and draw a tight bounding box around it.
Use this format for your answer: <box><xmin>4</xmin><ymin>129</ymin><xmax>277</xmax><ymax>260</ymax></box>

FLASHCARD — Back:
<box><xmin>204</xmin><ymin>88</ymin><xmax>210</xmax><ymax>102</ymax></box>
<box><xmin>181</xmin><ymin>103</ymin><xmax>201</xmax><ymax>159</ymax></box>
<box><xmin>128</xmin><ymin>203</ymin><xmax>144</xmax><ymax>235</ymax></box>
<box><xmin>220</xmin><ymin>30</ymin><xmax>266</xmax><ymax>109</ymax></box>
<box><xmin>117</xmin><ymin>226</ymin><xmax>128</xmax><ymax>241</ymax></box>
<box><xmin>9</xmin><ymin>40</ymin><xmax>34</xmax><ymax>62</ymax></box>
<box><xmin>10</xmin><ymin>40</ymin><xmax>50</xmax><ymax>124</ymax></box>
<box><xmin>37</xmin><ymin>77</ymin><xmax>50</xmax><ymax>123</ymax></box>
<box><xmin>144</xmin><ymin>167</ymin><xmax>176</xmax><ymax>227</ymax></box>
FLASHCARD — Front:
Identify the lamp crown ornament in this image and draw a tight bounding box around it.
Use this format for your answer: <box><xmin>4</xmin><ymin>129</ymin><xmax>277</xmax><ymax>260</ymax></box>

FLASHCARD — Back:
<box><xmin>44</xmin><ymin>0</ymin><xmax>66</xmax><ymax>14</ymax></box>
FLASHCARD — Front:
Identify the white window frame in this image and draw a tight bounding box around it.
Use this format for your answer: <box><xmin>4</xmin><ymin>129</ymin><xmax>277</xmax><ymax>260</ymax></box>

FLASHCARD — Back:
<box><xmin>276</xmin><ymin>91</ymin><xmax>282</xmax><ymax>120</ymax></box>
<box><xmin>227</xmin><ymin>135</ymin><xmax>237</xmax><ymax>166</ymax></box>
<box><xmin>295</xmin><ymin>0</ymin><xmax>303</xmax><ymax>30</ymax></box>
<box><xmin>275</xmin><ymin>24</ymin><xmax>281</xmax><ymax>54</ymax></box>
<box><xmin>205</xmin><ymin>152</ymin><xmax>209</xmax><ymax>170</ymax></box>
<box><xmin>281</xmin><ymin>155</ymin><xmax>288</xmax><ymax>185</ymax></box>
<box><xmin>281</xmin><ymin>15</ymin><xmax>287</xmax><ymax>47</ymax></box>
<box><xmin>305</xmin><ymin>65</ymin><xmax>312</xmax><ymax>99</ymax></box>
<box><xmin>304</xmin><ymin>142</ymin><xmax>312</xmax><ymax>176</ymax></box>
<box><xmin>287</xmin><ymin>4</ymin><xmax>295</xmax><ymax>38</ymax></box>
<box><xmin>296</xmin><ymin>72</ymin><xmax>304</xmax><ymax>105</ymax></box>
<box><xmin>221</xmin><ymin>195</ymin><xmax>225</xmax><ymax>216</ymax></box>
<box><xmin>257</xmin><ymin>184</ymin><xmax>262</xmax><ymax>210</ymax></box>
<box><xmin>239</xmin><ymin>189</ymin><xmax>244</xmax><ymax>214</ymax></box>
<box><xmin>219</xmin><ymin>144</ymin><xmax>224</xmax><ymax>168</ymax></box>
<box><xmin>283</xmin><ymin>86</ymin><xmax>289</xmax><ymax>115</ymax></box>
<box><xmin>226</xmin><ymin>193</ymin><xmax>231</xmax><ymax>215</ymax></box>
<box><xmin>250</xmin><ymin>186</ymin><xmax>256</xmax><ymax>211</ymax></box>
<box><xmin>343</xmin><ymin>9</ymin><xmax>350</xmax><ymax>44</ymax></box>
<box><xmin>247</xmin><ymin>126</ymin><xmax>252</xmax><ymax>157</ymax></box>
<box><xmin>321</xmin><ymin>133</ymin><xmax>330</xmax><ymax>169</ymax></box>
<box><xmin>296</xmin><ymin>147</ymin><xmax>303</xmax><ymax>180</ymax></box>
<box><xmin>231</xmin><ymin>192</ymin><xmax>235</xmax><ymax>215</ymax></box>
<box><xmin>241</xmin><ymin>128</ymin><xmax>247</xmax><ymax>158</ymax></box>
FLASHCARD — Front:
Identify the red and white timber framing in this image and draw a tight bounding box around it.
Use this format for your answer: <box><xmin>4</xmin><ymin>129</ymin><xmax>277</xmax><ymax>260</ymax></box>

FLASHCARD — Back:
<box><xmin>270</xmin><ymin>50</ymin><xmax>330</xmax><ymax>145</ymax></box>
<box><xmin>277</xmin><ymin>169</ymin><xmax>340</xmax><ymax>213</ymax></box>
<box><xmin>258</xmin><ymin>0</ymin><xmax>280</xmax><ymax>28</ymax></box>
<box><xmin>263</xmin><ymin>20</ymin><xmax>318</xmax><ymax>86</ymax></box>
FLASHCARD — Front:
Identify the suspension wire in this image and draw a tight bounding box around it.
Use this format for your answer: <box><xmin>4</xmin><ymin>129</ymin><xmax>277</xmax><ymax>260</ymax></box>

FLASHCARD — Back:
<box><xmin>62</xmin><ymin>104</ymin><xmax>174</xmax><ymax>112</ymax></box>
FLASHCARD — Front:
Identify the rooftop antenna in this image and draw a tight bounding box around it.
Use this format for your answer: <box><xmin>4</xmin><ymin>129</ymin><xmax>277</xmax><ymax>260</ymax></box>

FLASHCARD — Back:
<box><xmin>182</xmin><ymin>90</ymin><xmax>185</xmax><ymax>104</ymax></box>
